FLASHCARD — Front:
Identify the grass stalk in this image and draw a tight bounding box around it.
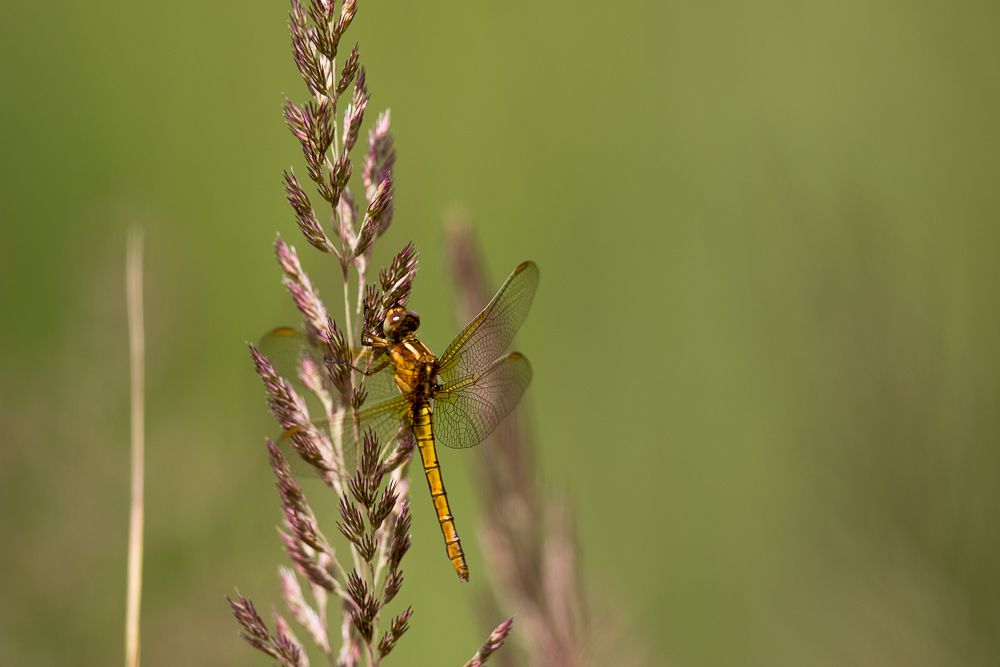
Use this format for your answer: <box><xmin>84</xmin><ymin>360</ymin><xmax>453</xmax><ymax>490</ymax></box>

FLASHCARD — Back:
<box><xmin>125</xmin><ymin>228</ymin><xmax>145</xmax><ymax>667</ymax></box>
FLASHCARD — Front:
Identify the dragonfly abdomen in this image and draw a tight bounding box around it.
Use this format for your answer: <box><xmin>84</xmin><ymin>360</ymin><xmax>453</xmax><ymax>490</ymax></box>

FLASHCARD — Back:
<box><xmin>411</xmin><ymin>401</ymin><xmax>469</xmax><ymax>581</ymax></box>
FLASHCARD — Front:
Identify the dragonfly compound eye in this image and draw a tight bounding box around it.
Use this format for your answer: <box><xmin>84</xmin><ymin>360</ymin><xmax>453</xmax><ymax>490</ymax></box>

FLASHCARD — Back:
<box><xmin>400</xmin><ymin>310</ymin><xmax>421</xmax><ymax>335</ymax></box>
<box><xmin>383</xmin><ymin>306</ymin><xmax>420</xmax><ymax>339</ymax></box>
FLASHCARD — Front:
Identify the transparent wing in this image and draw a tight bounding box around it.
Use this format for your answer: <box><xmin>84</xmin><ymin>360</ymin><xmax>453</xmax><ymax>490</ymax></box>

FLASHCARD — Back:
<box><xmin>258</xmin><ymin>326</ymin><xmax>398</xmax><ymax>405</ymax></box>
<box><xmin>275</xmin><ymin>394</ymin><xmax>411</xmax><ymax>477</ymax></box>
<box><xmin>334</xmin><ymin>394</ymin><xmax>412</xmax><ymax>455</ymax></box>
<box><xmin>433</xmin><ymin>352</ymin><xmax>532</xmax><ymax>449</ymax></box>
<box><xmin>356</xmin><ymin>355</ymin><xmax>401</xmax><ymax>407</ymax></box>
<box><xmin>257</xmin><ymin>326</ymin><xmax>319</xmax><ymax>389</ymax></box>
<box><xmin>437</xmin><ymin>261</ymin><xmax>539</xmax><ymax>383</ymax></box>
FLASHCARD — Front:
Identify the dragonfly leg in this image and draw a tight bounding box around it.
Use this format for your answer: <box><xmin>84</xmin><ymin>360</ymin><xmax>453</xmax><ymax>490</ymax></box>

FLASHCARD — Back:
<box><xmin>361</xmin><ymin>357</ymin><xmax>391</xmax><ymax>376</ymax></box>
<box><xmin>324</xmin><ymin>354</ymin><xmax>390</xmax><ymax>376</ymax></box>
<box><xmin>362</xmin><ymin>332</ymin><xmax>389</xmax><ymax>349</ymax></box>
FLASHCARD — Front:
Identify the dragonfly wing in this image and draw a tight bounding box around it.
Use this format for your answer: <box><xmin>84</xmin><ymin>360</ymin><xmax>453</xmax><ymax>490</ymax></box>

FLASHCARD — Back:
<box><xmin>257</xmin><ymin>326</ymin><xmax>318</xmax><ymax>388</ymax></box>
<box><xmin>333</xmin><ymin>394</ymin><xmax>412</xmax><ymax>453</ymax></box>
<box><xmin>433</xmin><ymin>352</ymin><xmax>532</xmax><ymax>449</ymax></box>
<box><xmin>258</xmin><ymin>326</ymin><xmax>398</xmax><ymax>404</ymax></box>
<box><xmin>276</xmin><ymin>394</ymin><xmax>411</xmax><ymax>476</ymax></box>
<box><xmin>437</xmin><ymin>261</ymin><xmax>539</xmax><ymax>382</ymax></box>
<box><xmin>356</xmin><ymin>352</ymin><xmax>401</xmax><ymax>406</ymax></box>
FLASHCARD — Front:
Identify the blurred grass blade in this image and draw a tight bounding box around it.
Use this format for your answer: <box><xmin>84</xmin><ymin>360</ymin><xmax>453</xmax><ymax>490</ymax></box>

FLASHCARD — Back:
<box><xmin>125</xmin><ymin>228</ymin><xmax>145</xmax><ymax>667</ymax></box>
<box><xmin>463</xmin><ymin>618</ymin><xmax>514</xmax><ymax>667</ymax></box>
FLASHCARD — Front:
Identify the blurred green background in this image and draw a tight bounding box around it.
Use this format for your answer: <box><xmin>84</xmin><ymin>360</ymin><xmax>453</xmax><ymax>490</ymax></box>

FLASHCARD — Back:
<box><xmin>2</xmin><ymin>0</ymin><xmax>1000</xmax><ymax>665</ymax></box>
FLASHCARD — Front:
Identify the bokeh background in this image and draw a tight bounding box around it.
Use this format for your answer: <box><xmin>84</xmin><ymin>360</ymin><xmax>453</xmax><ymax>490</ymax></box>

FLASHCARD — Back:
<box><xmin>2</xmin><ymin>1</ymin><xmax>1000</xmax><ymax>665</ymax></box>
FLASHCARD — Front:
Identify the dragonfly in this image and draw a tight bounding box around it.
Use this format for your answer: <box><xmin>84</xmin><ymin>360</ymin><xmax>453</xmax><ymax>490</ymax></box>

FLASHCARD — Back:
<box><xmin>266</xmin><ymin>261</ymin><xmax>538</xmax><ymax>581</ymax></box>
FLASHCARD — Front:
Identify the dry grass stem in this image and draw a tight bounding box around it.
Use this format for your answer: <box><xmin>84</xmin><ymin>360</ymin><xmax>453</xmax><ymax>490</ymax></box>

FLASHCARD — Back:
<box><xmin>125</xmin><ymin>228</ymin><xmax>145</xmax><ymax>667</ymax></box>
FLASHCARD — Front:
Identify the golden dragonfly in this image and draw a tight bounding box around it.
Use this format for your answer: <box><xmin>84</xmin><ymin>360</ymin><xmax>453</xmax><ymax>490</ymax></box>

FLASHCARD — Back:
<box><xmin>268</xmin><ymin>261</ymin><xmax>538</xmax><ymax>581</ymax></box>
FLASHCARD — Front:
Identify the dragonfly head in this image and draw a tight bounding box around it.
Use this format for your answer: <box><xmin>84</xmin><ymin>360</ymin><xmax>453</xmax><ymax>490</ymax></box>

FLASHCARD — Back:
<box><xmin>384</xmin><ymin>306</ymin><xmax>421</xmax><ymax>341</ymax></box>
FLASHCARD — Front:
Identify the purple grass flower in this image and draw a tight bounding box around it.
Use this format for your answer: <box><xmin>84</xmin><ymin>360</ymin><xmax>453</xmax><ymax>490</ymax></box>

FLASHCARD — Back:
<box><xmin>233</xmin><ymin>0</ymin><xmax>444</xmax><ymax>665</ymax></box>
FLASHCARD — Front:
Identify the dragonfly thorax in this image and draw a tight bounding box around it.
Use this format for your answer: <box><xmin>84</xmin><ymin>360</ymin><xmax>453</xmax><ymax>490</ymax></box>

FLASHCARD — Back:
<box><xmin>383</xmin><ymin>306</ymin><xmax>421</xmax><ymax>342</ymax></box>
<box><xmin>389</xmin><ymin>337</ymin><xmax>437</xmax><ymax>396</ymax></box>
